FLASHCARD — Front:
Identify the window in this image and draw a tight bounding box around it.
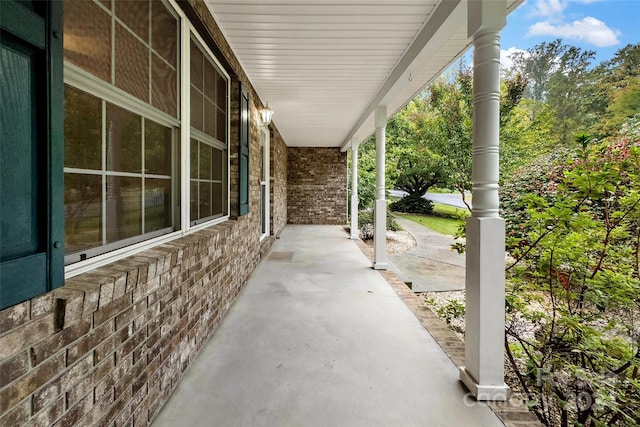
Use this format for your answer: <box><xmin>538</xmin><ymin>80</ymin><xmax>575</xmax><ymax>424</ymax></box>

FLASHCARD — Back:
<box><xmin>63</xmin><ymin>86</ymin><xmax>176</xmax><ymax>263</ymax></box>
<box><xmin>62</xmin><ymin>0</ymin><xmax>230</xmax><ymax>268</ymax></box>
<box><xmin>63</xmin><ymin>0</ymin><xmax>180</xmax><ymax>264</ymax></box>
<box><xmin>189</xmin><ymin>37</ymin><xmax>228</xmax><ymax>224</ymax></box>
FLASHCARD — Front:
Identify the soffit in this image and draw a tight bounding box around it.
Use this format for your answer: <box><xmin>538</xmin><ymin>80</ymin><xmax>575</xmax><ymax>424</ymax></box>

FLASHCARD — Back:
<box><xmin>205</xmin><ymin>0</ymin><xmax>522</xmax><ymax>148</ymax></box>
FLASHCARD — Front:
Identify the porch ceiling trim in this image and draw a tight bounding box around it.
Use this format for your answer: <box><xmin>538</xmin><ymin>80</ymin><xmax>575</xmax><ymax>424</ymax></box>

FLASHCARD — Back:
<box><xmin>204</xmin><ymin>0</ymin><xmax>522</xmax><ymax>149</ymax></box>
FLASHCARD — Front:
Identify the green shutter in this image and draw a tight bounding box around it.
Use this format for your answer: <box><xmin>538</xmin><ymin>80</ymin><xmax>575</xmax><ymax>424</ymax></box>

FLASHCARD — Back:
<box><xmin>0</xmin><ymin>1</ymin><xmax>64</xmax><ymax>310</ymax></box>
<box><xmin>239</xmin><ymin>84</ymin><xmax>250</xmax><ymax>216</ymax></box>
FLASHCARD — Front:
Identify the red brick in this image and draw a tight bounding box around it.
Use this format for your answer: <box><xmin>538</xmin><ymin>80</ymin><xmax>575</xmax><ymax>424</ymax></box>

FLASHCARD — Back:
<box><xmin>32</xmin><ymin>376</ymin><xmax>62</xmax><ymax>414</ymax></box>
<box><xmin>25</xmin><ymin>396</ymin><xmax>65</xmax><ymax>427</ymax></box>
<box><xmin>0</xmin><ymin>313</ymin><xmax>55</xmax><ymax>360</ymax></box>
<box><xmin>0</xmin><ymin>398</ymin><xmax>30</xmax><ymax>426</ymax></box>
<box><xmin>115</xmin><ymin>306</ymin><xmax>134</xmax><ymax>331</ymax></box>
<box><xmin>52</xmin><ymin>393</ymin><xmax>93</xmax><ymax>427</ymax></box>
<box><xmin>67</xmin><ymin>319</ymin><xmax>115</xmax><ymax>365</ymax></box>
<box><xmin>95</xmin><ymin>356</ymin><xmax>131</xmax><ymax>402</ymax></box>
<box><xmin>31</xmin><ymin>293</ymin><xmax>55</xmax><ymax>319</ymax></box>
<box><xmin>94</xmin><ymin>294</ymin><xmax>132</xmax><ymax>327</ymax></box>
<box><xmin>0</xmin><ymin>300</ymin><xmax>30</xmax><ymax>335</ymax></box>
<box><xmin>0</xmin><ymin>352</ymin><xmax>65</xmax><ymax>414</ymax></box>
<box><xmin>60</xmin><ymin>352</ymin><xmax>93</xmax><ymax>392</ymax></box>
<box><xmin>0</xmin><ymin>350</ymin><xmax>29</xmax><ymax>388</ymax></box>
<box><xmin>31</xmin><ymin>317</ymin><xmax>91</xmax><ymax>366</ymax></box>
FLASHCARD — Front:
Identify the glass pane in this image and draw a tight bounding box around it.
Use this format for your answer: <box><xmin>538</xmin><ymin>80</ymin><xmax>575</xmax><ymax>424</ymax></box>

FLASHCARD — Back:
<box><xmin>216</xmin><ymin>72</ymin><xmax>226</xmax><ymax>111</ymax></box>
<box><xmin>145</xmin><ymin>119</ymin><xmax>172</xmax><ymax>176</ymax></box>
<box><xmin>212</xmin><ymin>183</ymin><xmax>223</xmax><ymax>217</ymax></box>
<box><xmin>64</xmin><ymin>86</ymin><xmax>102</xmax><ymax>170</ymax></box>
<box><xmin>204</xmin><ymin>60</ymin><xmax>216</xmax><ymax>101</ymax></box>
<box><xmin>190</xmin><ymin>139</ymin><xmax>198</xmax><ymax>179</ymax></box>
<box><xmin>152</xmin><ymin>0</ymin><xmax>177</xmax><ymax>66</ymax></box>
<box><xmin>199</xmin><ymin>143</ymin><xmax>211</xmax><ymax>180</ymax></box>
<box><xmin>151</xmin><ymin>54</ymin><xmax>177</xmax><ymax>117</ymax></box>
<box><xmin>144</xmin><ymin>178</ymin><xmax>171</xmax><ymax>232</ymax></box>
<box><xmin>64</xmin><ymin>0</ymin><xmax>112</xmax><ymax>83</ymax></box>
<box><xmin>115</xmin><ymin>0</ymin><xmax>149</xmax><ymax>42</ymax></box>
<box><xmin>115</xmin><ymin>23</ymin><xmax>149</xmax><ymax>103</ymax></box>
<box><xmin>204</xmin><ymin>99</ymin><xmax>217</xmax><ymax>139</ymax></box>
<box><xmin>190</xmin><ymin>39</ymin><xmax>203</xmax><ymax>91</ymax></box>
<box><xmin>190</xmin><ymin>86</ymin><xmax>203</xmax><ymax>132</ymax></box>
<box><xmin>106</xmin><ymin>103</ymin><xmax>141</xmax><ymax>173</ymax></box>
<box><xmin>199</xmin><ymin>182</ymin><xmax>211</xmax><ymax>219</ymax></box>
<box><xmin>106</xmin><ymin>176</ymin><xmax>142</xmax><ymax>243</ymax></box>
<box><xmin>190</xmin><ymin>180</ymin><xmax>198</xmax><ymax>221</ymax></box>
<box><xmin>64</xmin><ymin>173</ymin><xmax>102</xmax><ymax>254</ymax></box>
<box><xmin>212</xmin><ymin>147</ymin><xmax>222</xmax><ymax>181</ymax></box>
<box><xmin>216</xmin><ymin>108</ymin><xmax>226</xmax><ymax>142</ymax></box>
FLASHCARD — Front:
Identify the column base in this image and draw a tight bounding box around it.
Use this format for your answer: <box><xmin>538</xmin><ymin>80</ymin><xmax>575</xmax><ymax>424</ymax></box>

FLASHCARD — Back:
<box><xmin>459</xmin><ymin>367</ymin><xmax>510</xmax><ymax>401</ymax></box>
<box><xmin>371</xmin><ymin>262</ymin><xmax>388</xmax><ymax>270</ymax></box>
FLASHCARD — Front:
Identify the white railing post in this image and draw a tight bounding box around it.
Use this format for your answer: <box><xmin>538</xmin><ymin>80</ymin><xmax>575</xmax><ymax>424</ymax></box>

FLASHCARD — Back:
<box><xmin>373</xmin><ymin>106</ymin><xmax>388</xmax><ymax>270</ymax></box>
<box><xmin>350</xmin><ymin>138</ymin><xmax>360</xmax><ymax>240</ymax></box>
<box><xmin>459</xmin><ymin>0</ymin><xmax>509</xmax><ymax>401</ymax></box>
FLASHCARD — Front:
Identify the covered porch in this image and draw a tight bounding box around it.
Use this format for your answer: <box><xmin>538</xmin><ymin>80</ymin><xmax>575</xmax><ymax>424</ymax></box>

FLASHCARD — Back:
<box><xmin>153</xmin><ymin>225</ymin><xmax>505</xmax><ymax>426</ymax></box>
<box><xmin>207</xmin><ymin>0</ymin><xmax>522</xmax><ymax>400</ymax></box>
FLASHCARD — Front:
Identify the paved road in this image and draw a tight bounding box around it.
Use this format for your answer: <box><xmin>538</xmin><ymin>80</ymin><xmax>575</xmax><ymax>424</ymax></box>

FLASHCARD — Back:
<box><xmin>388</xmin><ymin>190</ymin><xmax>471</xmax><ymax>209</ymax></box>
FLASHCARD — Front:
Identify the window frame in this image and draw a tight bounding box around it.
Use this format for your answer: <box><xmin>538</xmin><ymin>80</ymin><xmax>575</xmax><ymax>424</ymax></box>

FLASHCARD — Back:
<box><xmin>63</xmin><ymin>0</ymin><xmax>231</xmax><ymax>279</ymax></box>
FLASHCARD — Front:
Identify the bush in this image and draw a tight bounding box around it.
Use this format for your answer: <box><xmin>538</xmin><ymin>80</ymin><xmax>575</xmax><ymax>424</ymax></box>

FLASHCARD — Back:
<box><xmin>389</xmin><ymin>195</ymin><xmax>434</xmax><ymax>214</ymax></box>
<box><xmin>358</xmin><ymin>209</ymin><xmax>400</xmax><ymax>240</ymax></box>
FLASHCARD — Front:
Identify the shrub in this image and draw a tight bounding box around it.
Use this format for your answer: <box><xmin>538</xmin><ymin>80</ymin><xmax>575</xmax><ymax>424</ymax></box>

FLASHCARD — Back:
<box><xmin>390</xmin><ymin>196</ymin><xmax>434</xmax><ymax>214</ymax></box>
<box><xmin>358</xmin><ymin>209</ymin><xmax>400</xmax><ymax>240</ymax></box>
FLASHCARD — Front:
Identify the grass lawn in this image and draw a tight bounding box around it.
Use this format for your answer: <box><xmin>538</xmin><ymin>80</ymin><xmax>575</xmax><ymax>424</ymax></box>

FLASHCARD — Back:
<box><xmin>396</xmin><ymin>203</ymin><xmax>469</xmax><ymax>236</ymax></box>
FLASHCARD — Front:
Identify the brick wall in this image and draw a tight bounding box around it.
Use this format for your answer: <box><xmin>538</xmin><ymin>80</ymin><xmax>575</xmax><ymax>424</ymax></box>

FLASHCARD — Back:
<box><xmin>270</xmin><ymin>128</ymin><xmax>288</xmax><ymax>237</ymax></box>
<box><xmin>0</xmin><ymin>1</ymin><xmax>291</xmax><ymax>425</ymax></box>
<box><xmin>287</xmin><ymin>147</ymin><xmax>348</xmax><ymax>225</ymax></box>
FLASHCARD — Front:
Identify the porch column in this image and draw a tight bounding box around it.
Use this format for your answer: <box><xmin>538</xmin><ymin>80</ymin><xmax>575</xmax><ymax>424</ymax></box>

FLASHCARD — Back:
<box><xmin>459</xmin><ymin>0</ymin><xmax>509</xmax><ymax>401</ymax></box>
<box><xmin>350</xmin><ymin>138</ymin><xmax>360</xmax><ymax>240</ymax></box>
<box><xmin>373</xmin><ymin>106</ymin><xmax>388</xmax><ymax>269</ymax></box>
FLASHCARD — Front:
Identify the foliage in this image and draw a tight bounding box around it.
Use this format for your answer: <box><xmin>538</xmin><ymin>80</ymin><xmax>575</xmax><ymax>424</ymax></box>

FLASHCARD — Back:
<box><xmin>358</xmin><ymin>209</ymin><xmax>400</xmax><ymax>241</ymax></box>
<box><xmin>503</xmin><ymin>134</ymin><xmax>640</xmax><ymax>426</ymax></box>
<box><xmin>354</xmin><ymin>139</ymin><xmax>378</xmax><ymax>210</ymax></box>
<box><xmin>390</xmin><ymin>195</ymin><xmax>434</xmax><ymax>214</ymax></box>
<box><xmin>508</xmin><ymin>39</ymin><xmax>597</xmax><ymax>144</ymax></box>
<box><xmin>386</xmin><ymin>109</ymin><xmax>448</xmax><ymax>198</ymax></box>
<box><xmin>436</xmin><ymin>299</ymin><xmax>465</xmax><ymax>327</ymax></box>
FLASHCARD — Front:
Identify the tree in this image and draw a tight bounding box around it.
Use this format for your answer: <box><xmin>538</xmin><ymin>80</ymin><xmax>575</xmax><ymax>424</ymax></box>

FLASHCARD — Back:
<box><xmin>508</xmin><ymin>39</ymin><xmax>596</xmax><ymax>143</ymax></box>
<box><xmin>386</xmin><ymin>101</ymin><xmax>447</xmax><ymax>198</ymax></box>
<box><xmin>503</xmin><ymin>134</ymin><xmax>640</xmax><ymax>426</ymax></box>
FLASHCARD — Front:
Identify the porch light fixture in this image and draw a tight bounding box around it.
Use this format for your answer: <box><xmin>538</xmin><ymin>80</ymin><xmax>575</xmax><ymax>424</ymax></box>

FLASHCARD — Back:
<box><xmin>259</xmin><ymin>103</ymin><xmax>274</xmax><ymax>126</ymax></box>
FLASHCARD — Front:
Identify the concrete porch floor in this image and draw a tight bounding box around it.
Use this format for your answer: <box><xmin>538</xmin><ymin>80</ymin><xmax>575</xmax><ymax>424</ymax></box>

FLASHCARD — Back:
<box><xmin>152</xmin><ymin>225</ymin><xmax>503</xmax><ymax>427</ymax></box>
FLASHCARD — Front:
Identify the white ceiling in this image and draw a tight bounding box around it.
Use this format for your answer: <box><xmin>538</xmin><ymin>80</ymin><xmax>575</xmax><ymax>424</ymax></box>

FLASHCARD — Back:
<box><xmin>205</xmin><ymin>0</ymin><xmax>522</xmax><ymax>148</ymax></box>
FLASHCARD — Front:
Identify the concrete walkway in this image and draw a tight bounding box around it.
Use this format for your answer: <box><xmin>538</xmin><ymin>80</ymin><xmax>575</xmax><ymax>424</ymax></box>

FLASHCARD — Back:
<box><xmin>389</xmin><ymin>217</ymin><xmax>466</xmax><ymax>292</ymax></box>
<box><xmin>153</xmin><ymin>225</ymin><xmax>502</xmax><ymax>427</ymax></box>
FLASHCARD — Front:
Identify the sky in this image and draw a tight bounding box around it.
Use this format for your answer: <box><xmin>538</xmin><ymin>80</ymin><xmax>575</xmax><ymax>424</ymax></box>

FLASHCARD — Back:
<box><xmin>500</xmin><ymin>0</ymin><xmax>640</xmax><ymax>69</ymax></box>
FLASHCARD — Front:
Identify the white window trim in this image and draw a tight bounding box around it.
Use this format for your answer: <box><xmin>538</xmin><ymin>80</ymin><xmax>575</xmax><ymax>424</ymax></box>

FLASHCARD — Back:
<box><xmin>64</xmin><ymin>0</ymin><xmax>232</xmax><ymax>279</ymax></box>
<box><xmin>259</xmin><ymin>124</ymin><xmax>270</xmax><ymax>241</ymax></box>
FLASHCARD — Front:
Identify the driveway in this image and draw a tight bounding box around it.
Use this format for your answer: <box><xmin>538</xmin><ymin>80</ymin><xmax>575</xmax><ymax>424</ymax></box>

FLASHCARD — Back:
<box><xmin>388</xmin><ymin>217</ymin><xmax>466</xmax><ymax>292</ymax></box>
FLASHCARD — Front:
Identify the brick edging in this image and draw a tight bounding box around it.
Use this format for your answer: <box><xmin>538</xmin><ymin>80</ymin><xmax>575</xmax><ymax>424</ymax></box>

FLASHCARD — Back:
<box><xmin>352</xmin><ymin>238</ymin><xmax>544</xmax><ymax>427</ymax></box>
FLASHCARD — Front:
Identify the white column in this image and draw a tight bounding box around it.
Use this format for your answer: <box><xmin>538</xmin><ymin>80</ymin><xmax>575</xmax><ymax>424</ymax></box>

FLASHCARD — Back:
<box><xmin>373</xmin><ymin>106</ymin><xmax>388</xmax><ymax>270</ymax></box>
<box><xmin>459</xmin><ymin>0</ymin><xmax>509</xmax><ymax>401</ymax></box>
<box><xmin>350</xmin><ymin>138</ymin><xmax>360</xmax><ymax>240</ymax></box>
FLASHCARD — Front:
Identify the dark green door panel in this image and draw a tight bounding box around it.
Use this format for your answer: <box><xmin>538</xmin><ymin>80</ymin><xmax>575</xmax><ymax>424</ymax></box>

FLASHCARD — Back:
<box><xmin>0</xmin><ymin>1</ymin><xmax>64</xmax><ymax>310</ymax></box>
